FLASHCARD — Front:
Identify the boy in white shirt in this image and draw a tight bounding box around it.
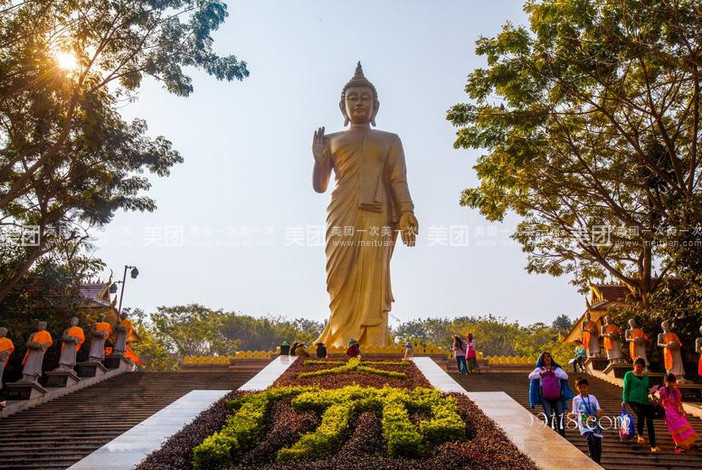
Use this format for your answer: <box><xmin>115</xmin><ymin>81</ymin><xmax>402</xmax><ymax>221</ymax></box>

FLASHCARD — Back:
<box><xmin>570</xmin><ymin>377</ymin><xmax>604</xmax><ymax>463</ymax></box>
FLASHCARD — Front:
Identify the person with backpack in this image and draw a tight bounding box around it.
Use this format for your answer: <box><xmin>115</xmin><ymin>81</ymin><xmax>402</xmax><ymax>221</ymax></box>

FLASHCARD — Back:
<box><xmin>528</xmin><ymin>351</ymin><xmax>571</xmax><ymax>436</ymax></box>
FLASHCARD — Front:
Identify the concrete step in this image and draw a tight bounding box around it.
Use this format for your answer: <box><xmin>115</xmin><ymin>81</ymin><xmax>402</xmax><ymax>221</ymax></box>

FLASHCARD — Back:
<box><xmin>0</xmin><ymin>369</ymin><xmax>263</xmax><ymax>469</ymax></box>
<box><xmin>453</xmin><ymin>371</ymin><xmax>702</xmax><ymax>470</ymax></box>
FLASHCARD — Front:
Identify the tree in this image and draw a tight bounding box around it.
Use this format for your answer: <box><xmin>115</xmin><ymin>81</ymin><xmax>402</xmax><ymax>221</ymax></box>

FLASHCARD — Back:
<box><xmin>551</xmin><ymin>314</ymin><xmax>573</xmax><ymax>335</ymax></box>
<box><xmin>0</xmin><ymin>0</ymin><xmax>249</xmax><ymax>302</ymax></box>
<box><xmin>447</xmin><ymin>0</ymin><xmax>702</xmax><ymax>304</ymax></box>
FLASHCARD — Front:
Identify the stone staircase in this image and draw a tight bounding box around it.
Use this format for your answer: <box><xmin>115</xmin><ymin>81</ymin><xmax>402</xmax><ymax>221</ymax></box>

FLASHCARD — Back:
<box><xmin>453</xmin><ymin>371</ymin><xmax>702</xmax><ymax>470</ymax></box>
<box><xmin>0</xmin><ymin>371</ymin><xmax>258</xmax><ymax>470</ymax></box>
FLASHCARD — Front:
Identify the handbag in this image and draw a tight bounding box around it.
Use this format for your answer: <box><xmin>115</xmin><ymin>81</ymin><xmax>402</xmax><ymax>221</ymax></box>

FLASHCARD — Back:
<box><xmin>652</xmin><ymin>404</ymin><xmax>666</xmax><ymax>420</ymax></box>
<box><xmin>649</xmin><ymin>391</ymin><xmax>666</xmax><ymax>420</ymax></box>
<box><xmin>619</xmin><ymin>406</ymin><xmax>635</xmax><ymax>441</ymax></box>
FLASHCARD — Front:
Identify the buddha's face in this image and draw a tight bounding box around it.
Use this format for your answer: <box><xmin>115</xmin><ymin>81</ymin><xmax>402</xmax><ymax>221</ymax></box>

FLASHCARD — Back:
<box><xmin>344</xmin><ymin>86</ymin><xmax>375</xmax><ymax>125</ymax></box>
<box><xmin>70</xmin><ymin>317</ymin><xmax>79</xmax><ymax>326</ymax></box>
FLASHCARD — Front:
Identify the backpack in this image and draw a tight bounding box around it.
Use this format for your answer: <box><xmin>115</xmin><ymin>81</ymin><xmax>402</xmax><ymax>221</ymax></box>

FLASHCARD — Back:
<box><xmin>540</xmin><ymin>369</ymin><xmax>562</xmax><ymax>400</ymax></box>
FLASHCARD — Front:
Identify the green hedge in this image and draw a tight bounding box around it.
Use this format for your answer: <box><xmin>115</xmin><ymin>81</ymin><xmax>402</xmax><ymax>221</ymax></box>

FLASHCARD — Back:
<box><xmin>192</xmin><ymin>385</ymin><xmax>466</xmax><ymax>467</ymax></box>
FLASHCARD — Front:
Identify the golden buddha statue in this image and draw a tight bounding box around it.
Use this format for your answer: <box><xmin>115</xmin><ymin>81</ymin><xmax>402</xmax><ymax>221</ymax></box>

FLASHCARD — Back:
<box><xmin>313</xmin><ymin>63</ymin><xmax>418</xmax><ymax>348</ymax></box>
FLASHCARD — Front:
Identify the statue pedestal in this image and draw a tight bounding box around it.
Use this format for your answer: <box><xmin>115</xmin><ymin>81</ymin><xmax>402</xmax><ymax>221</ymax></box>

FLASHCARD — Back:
<box><xmin>45</xmin><ymin>369</ymin><xmax>80</xmax><ymax>388</ymax></box>
<box><xmin>75</xmin><ymin>361</ymin><xmax>108</xmax><ymax>378</ymax></box>
<box><xmin>2</xmin><ymin>381</ymin><xmax>47</xmax><ymax>401</ymax></box>
<box><xmin>603</xmin><ymin>363</ymin><xmax>631</xmax><ymax>378</ymax></box>
<box><xmin>103</xmin><ymin>354</ymin><xmax>134</xmax><ymax>372</ymax></box>
<box><xmin>583</xmin><ymin>357</ymin><xmax>609</xmax><ymax>373</ymax></box>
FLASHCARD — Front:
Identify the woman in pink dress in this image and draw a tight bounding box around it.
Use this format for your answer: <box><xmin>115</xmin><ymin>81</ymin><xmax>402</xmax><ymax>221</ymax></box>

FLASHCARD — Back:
<box><xmin>657</xmin><ymin>373</ymin><xmax>698</xmax><ymax>452</ymax></box>
<box><xmin>465</xmin><ymin>332</ymin><xmax>479</xmax><ymax>373</ymax></box>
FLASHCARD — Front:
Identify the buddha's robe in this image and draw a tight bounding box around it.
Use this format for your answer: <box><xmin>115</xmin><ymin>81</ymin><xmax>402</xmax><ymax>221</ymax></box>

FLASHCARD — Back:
<box><xmin>22</xmin><ymin>330</ymin><xmax>53</xmax><ymax>382</ymax></box>
<box><xmin>603</xmin><ymin>324</ymin><xmax>622</xmax><ymax>361</ymax></box>
<box><xmin>58</xmin><ymin>326</ymin><xmax>84</xmax><ymax>369</ymax></box>
<box><xmin>316</xmin><ymin>128</ymin><xmax>414</xmax><ymax>348</ymax></box>
<box><xmin>88</xmin><ymin>322</ymin><xmax>113</xmax><ymax>361</ymax></box>
<box><xmin>628</xmin><ymin>328</ymin><xmax>648</xmax><ymax>364</ymax></box>
<box><xmin>582</xmin><ymin>320</ymin><xmax>600</xmax><ymax>357</ymax></box>
<box><xmin>0</xmin><ymin>337</ymin><xmax>14</xmax><ymax>389</ymax></box>
<box><xmin>113</xmin><ymin>319</ymin><xmax>134</xmax><ymax>355</ymax></box>
<box><xmin>663</xmin><ymin>332</ymin><xmax>685</xmax><ymax>377</ymax></box>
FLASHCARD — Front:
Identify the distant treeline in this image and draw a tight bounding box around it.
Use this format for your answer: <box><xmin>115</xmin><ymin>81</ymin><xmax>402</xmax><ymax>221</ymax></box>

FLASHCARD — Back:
<box><xmin>129</xmin><ymin>306</ymin><xmax>575</xmax><ymax>370</ymax></box>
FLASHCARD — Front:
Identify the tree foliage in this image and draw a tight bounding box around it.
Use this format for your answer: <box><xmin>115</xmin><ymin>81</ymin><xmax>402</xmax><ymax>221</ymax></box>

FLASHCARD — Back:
<box><xmin>0</xmin><ymin>0</ymin><xmax>249</xmax><ymax>302</ymax></box>
<box><xmin>392</xmin><ymin>315</ymin><xmax>573</xmax><ymax>365</ymax></box>
<box><xmin>131</xmin><ymin>304</ymin><xmax>324</xmax><ymax>369</ymax></box>
<box><xmin>448</xmin><ymin>0</ymin><xmax>702</xmax><ymax>303</ymax></box>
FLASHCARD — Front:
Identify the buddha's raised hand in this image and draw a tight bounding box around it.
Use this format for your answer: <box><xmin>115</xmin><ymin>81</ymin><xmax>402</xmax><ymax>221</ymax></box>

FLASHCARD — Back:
<box><xmin>312</xmin><ymin>126</ymin><xmax>331</xmax><ymax>164</ymax></box>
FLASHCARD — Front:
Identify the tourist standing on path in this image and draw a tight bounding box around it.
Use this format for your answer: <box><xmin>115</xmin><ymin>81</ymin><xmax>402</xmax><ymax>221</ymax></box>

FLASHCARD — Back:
<box><xmin>315</xmin><ymin>342</ymin><xmax>327</xmax><ymax>358</ymax></box>
<box><xmin>465</xmin><ymin>332</ymin><xmax>479</xmax><ymax>372</ymax></box>
<box><xmin>346</xmin><ymin>338</ymin><xmax>361</xmax><ymax>358</ymax></box>
<box><xmin>290</xmin><ymin>341</ymin><xmax>300</xmax><ymax>356</ymax></box>
<box><xmin>450</xmin><ymin>334</ymin><xmax>467</xmax><ymax>374</ymax></box>
<box><xmin>570</xmin><ymin>377</ymin><xmax>604</xmax><ymax>463</ymax></box>
<box><xmin>622</xmin><ymin>357</ymin><xmax>659</xmax><ymax>452</ymax></box>
<box><xmin>528</xmin><ymin>351</ymin><xmax>571</xmax><ymax>436</ymax></box>
<box><xmin>656</xmin><ymin>373</ymin><xmax>699</xmax><ymax>452</ymax></box>
<box><xmin>403</xmin><ymin>340</ymin><xmax>413</xmax><ymax>361</ymax></box>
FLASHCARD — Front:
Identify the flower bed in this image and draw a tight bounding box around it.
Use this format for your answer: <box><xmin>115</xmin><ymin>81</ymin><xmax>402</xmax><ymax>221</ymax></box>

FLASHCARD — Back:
<box><xmin>272</xmin><ymin>357</ymin><xmax>431</xmax><ymax>389</ymax></box>
<box><xmin>136</xmin><ymin>358</ymin><xmax>538</xmax><ymax>470</ymax></box>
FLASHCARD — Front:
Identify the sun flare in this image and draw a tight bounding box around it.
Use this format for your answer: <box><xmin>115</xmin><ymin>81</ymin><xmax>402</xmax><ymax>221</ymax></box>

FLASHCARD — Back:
<box><xmin>54</xmin><ymin>51</ymin><xmax>79</xmax><ymax>71</ymax></box>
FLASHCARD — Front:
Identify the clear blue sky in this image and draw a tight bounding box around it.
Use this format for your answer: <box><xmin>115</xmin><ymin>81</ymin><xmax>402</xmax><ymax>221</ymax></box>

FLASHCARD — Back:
<box><xmin>92</xmin><ymin>0</ymin><xmax>586</xmax><ymax>326</ymax></box>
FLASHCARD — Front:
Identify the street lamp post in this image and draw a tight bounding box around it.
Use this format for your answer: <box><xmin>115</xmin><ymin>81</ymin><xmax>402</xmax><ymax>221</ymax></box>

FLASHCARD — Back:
<box><xmin>113</xmin><ymin>265</ymin><xmax>139</xmax><ymax>314</ymax></box>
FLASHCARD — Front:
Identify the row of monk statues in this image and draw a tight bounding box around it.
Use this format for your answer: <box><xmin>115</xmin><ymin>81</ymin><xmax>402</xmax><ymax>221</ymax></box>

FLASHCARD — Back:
<box><xmin>581</xmin><ymin>313</ymin><xmax>702</xmax><ymax>381</ymax></box>
<box><xmin>0</xmin><ymin>312</ymin><xmax>133</xmax><ymax>394</ymax></box>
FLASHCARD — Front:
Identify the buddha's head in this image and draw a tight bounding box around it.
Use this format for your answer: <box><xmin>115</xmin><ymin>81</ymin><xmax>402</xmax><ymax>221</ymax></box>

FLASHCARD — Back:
<box><xmin>98</xmin><ymin>313</ymin><xmax>105</xmax><ymax>322</ymax></box>
<box><xmin>121</xmin><ymin>311</ymin><xmax>128</xmax><ymax>320</ymax></box>
<box><xmin>0</xmin><ymin>327</ymin><xmax>7</xmax><ymax>337</ymax></box>
<box><xmin>661</xmin><ymin>320</ymin><xmax>670</xmax><ymax>332</ymax></box>
<box><xmin>340</xmin><ymin>62</ymin><xmax>379</xmax><ymax>127</ymax></box>
<box><xmin>604</xmin><ymin>315</ymin><xmax>611</xmax><ymax>324</ymax></box>
<box><xmin>628</xmin><ymin>319</ymin><xmax>637</xmax><ymax>328</ymax></box>
<box><xmin>38</xmin><ymin>321</ymin><xmax>47</xmax><ymax>331</ymax></box>
<box><xmin>70</xmin><ymin>317</ymin><xmax>79</xmax><ymax>327</ymax></box>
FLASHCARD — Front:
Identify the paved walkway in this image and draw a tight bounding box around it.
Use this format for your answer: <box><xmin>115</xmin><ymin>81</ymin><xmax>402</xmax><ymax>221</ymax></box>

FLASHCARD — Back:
<box><xmin>413</xmin><ymin>357</ymin><xmax>604</xmax><ymax>470</ymax></box>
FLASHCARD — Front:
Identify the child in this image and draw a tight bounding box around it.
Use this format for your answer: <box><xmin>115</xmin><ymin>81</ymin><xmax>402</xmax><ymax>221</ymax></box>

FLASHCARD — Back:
<box><xmin>656</xmin><ymin>373</ymin><xmax>699</xmax><ymax>452</ymax></box>
<box><xmin>570</xmin><ymin>377</ymin><xmax>604</xmax><ymax>463</ymax></box>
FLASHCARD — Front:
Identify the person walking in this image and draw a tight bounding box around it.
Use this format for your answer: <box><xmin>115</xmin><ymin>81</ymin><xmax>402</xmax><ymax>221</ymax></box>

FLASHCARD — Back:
<box><xmin>622</xmin><ymin>357</ymin><xmax>659</xmax><ymax>452</ymax></box>
<box><xmin>528</xmin><ymin>351</ymin><xmax>571</xmax><ymax>436</ymax></box>
<box><xmin>570</xmin><ymin>377</ymin><xmax>604</xmax><ymax>463</ymax></box>
<box><xmin>656</xmin><ymin>373</ymin><xmax>699</xmax><ymax>452</ymax></box>
<box><xmin>450</xmin><ymin>334</ymin><xmax>467</xmax><ymax>374</ymax></box>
